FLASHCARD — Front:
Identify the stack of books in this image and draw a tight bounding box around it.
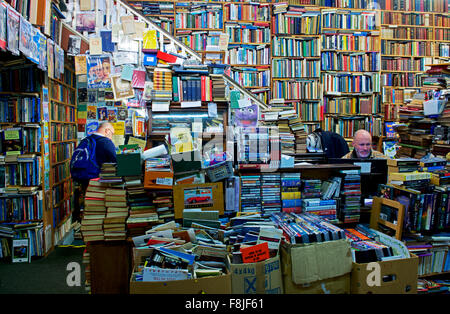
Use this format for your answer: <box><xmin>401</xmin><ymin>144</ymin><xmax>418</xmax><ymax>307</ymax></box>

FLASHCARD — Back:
<box><xmin>240</xmin><ymin>175</ymin><xmax>262</xmax><ymax>213</ymax></box>
<box><xmin>99</xmin><ymin>162</ymin><xmax>122</xmax><ymax>184</ymax></box>
<box><xmin>103</xmin><ymin>188</ymin><xmax>128</xmax><ymax>241</ymax></box>
<box><xmin>281</xmin><ymin>173</ymin><xmax>302</xmax><ymax>213</ymax></box>
<box><xmin>81</xmin><ymin>179</ymin><xmax>107</xmax><ymax>242</ymax></box>
<box><xmin>153</xmin><ymin>191</ymin><xmax>175</xmax><ymax>221</ymax></box>
<box><xmin>261</xmin><ymin>173</ymin><xmax>281</xmax><ymax>215</ymax></box>
<box><xmin>289</xmin><ymin>117</ymin><xmax>308</xmax><ymax>154</ymax></box>
<box><xmin>151</xmin><ymin>67</ymin><xmax>172</xmax><ymax>102</ymax></box>
<box><xmin>210</xmin><ymin>74</ymin><xmax>227</xmax><ymax>101</ymax></box>
<box><xmin>127</xmin><ymin>183</ymin><xmax>159</xmax><ymax>236</ymax></box>
<box><xmin>339</xmin><ymin>169</ymin><xmax>361</xmax><ymax>223</ymax></box>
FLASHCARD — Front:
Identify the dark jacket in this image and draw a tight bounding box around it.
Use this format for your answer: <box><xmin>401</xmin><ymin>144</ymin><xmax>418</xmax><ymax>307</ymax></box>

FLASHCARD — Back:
<box><xmin>314</xmin><ymin>128</ymin><xmax>350</xmax><ymax>159</ymax></box>
<box><xmin>90</xmin><ymin>133</ymin><xmax>117</xmax><ymax>165</ymax></box>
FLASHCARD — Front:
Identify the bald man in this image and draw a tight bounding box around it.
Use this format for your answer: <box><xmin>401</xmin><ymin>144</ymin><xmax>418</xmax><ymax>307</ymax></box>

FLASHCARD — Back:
<box><xmin>342</xmin><ymin>129</ymin><xmax>386</xmax><ymax>159</ymax></box>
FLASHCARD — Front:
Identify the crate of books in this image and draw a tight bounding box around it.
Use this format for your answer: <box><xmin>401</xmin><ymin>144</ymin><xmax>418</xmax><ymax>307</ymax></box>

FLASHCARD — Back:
<box><xmin>130</xmin><ymin>244</ymin><xmax>231</xmax><ymax>294</ymax></box>
<box><xmin>346</xmin><ymin>225</ymin><xmax>418</xmax><ymax>294</ymax></box>
<box><xmin>273</xmin><ymin>212</ymin><xmax>353</xmax><ymax>294</ymax></box>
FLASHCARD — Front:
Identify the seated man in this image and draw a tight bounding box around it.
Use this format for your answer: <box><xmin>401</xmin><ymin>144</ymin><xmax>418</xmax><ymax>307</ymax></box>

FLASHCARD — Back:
<box><xmin>342</xmin><ymin>129</ymin><xmax>387</xmax><ymax>159</ymax></box>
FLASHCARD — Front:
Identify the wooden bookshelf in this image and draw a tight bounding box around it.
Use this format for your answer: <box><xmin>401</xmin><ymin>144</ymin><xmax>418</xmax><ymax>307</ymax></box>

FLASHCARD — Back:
<box><xmin>0</xmin><ymin>54</ymin><xmax>50</xmax><ymax>259</ymax></box>
<box><xmin>47</xmin><ymin>55</ymin><xmax>77</xmax><ymax>247</ymax></box>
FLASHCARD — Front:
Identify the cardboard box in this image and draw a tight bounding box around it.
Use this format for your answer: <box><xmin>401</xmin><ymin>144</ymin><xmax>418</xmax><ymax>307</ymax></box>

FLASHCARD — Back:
<box><xmin>280</xmin><ymin>239</ymin><xmax>353</xmax><ymax>286</ymax></box>
<box><xmin>283</xmin><ymin>273</ymin><xmax>350</xmax><ymax>294</ymax></box>
<box><xmin>230</xmin><ymin>255</ymin><xmax>283</xmax><ymax>294</ymax></box>
<box><xmin>129</xmin><ymin>248</ymin><xmax>232</xmax><ymax>294</ymax></box>
<box><xmin>350</xmin><ymin>254</ymin><xmax>419</xmax><ymax>294</ymax></box>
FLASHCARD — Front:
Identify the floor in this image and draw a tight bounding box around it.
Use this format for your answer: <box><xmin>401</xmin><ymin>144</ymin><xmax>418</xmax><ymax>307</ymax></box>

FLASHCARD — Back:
<box><xmin>0</xmin><ymin>240</ymin><xmax>88</xmax><ymax>294</ymax></box>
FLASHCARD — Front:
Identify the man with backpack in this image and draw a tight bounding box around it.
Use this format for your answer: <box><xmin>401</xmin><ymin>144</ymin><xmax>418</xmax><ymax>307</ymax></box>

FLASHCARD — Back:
<box><xmin>70</xmin><ymin>122</ymin><xmax>117</xmax><ymax>222</ymax></box>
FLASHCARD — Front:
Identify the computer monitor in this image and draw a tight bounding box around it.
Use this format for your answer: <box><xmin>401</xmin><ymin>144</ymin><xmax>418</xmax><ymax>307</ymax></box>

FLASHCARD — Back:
<box><xmin>327</xmin><ymin>158</ymin><xmax>388</xmax><ymax>198</ymax></box>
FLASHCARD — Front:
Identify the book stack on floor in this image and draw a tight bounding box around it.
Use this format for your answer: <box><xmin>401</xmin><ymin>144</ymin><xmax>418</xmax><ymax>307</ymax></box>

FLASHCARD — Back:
<box><xmin>81</xmin><ymin>180</ymin><xmax>107</xmax><ymax>242</ymax></box>
<box><xmin>126</xmin><ymin>180</ymin><xmax>159</xmax><ymax>236</ymax></box>
<box><xmin>103</xmin><ymin>188</ymin><xmax>128</xmax><ymax>241</ymax></box>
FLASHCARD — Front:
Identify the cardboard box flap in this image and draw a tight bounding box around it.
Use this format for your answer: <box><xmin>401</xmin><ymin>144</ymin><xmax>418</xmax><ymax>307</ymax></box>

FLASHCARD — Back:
<box><xmin>290</xmin><ymin>240</ymin><xmax>352</xmax><ymax>285</ymax></box>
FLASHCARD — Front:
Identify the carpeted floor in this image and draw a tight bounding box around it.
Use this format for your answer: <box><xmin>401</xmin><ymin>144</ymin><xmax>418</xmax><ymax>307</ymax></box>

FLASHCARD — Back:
<box><xmin>0</xmin><ymin>243</ymin><xmax>88</xmax><ymax>294</ymax></box>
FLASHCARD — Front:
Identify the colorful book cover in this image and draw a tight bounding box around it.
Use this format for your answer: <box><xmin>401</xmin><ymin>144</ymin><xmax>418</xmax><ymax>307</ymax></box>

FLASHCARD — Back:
<box><xmin>100</xmin><ymin>30</ymin><xmax>114</xmax><ymax>52</ymax></box>
<box><xmin>0</xmin><ymin>2</ymin><xmax>7</xmax><ymax>50</ymax></box>
<box><xmin>143</xmin><ymin>29</ymin><xmax>157</xmax><ymax>50</ymax></box>
<box><xmin>87</xmin><ymin>105</ymin><xmax>97</xmax><ymax>119</ymax></box>
<box><xmin>86</xmin><ymin>120</ymin><xmax>99</xmax><ymax>135</ymax></box>
<box><xmin>7</xmin><ymin>5</ymin><xmax>20</xmax><ymax>56</ymax></box>
<box><xmin>132</xmin><ymin>69</ymin><xmax>146</xmax><ymax>89</ymax></box>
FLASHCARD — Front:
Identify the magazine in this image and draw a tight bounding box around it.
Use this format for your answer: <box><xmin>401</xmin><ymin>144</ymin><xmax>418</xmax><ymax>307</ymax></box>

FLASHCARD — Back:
<box><xmin>6</xmin><ymin>5</ymin><xmax>20</xmax><ymax>56</ymax></box>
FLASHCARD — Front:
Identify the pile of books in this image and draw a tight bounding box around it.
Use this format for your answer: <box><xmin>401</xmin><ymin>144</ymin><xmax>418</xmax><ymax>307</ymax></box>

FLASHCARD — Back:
<box><xmin>281</xmin><ymin>173</ymin><xmax>302</xmax><ymax>213</ymax></box>
<box><xmin>271</xmin><ymin>212</ymin><xmax>346</xmax><ymax>244</ymax></box>
<box><xmin>99</xmin><ymin>162</ymin><xmax>122</xmax><ymax>184</ymax></box>
<box><xmin>151</xmin><ymin>67</ymin><xmax>172</xmax><ymax>102</ymax></box>
<box><xmin>210</xmin><ymin>74</ymin><xmax>227</xmax><ymax>101</ymax></box>
<box><xmin>339</xmin><ymin>169</ymin><xmax>361</xmax><ymax>223</ymax></box>
<box><xmin>289</xmin><ymin>117</ymin><xmax>308</xmax><ymax>154</ymax></box>
<box><xmin>153</xmin><ymin>191</ymin><xmax>174</xmax><ymax>221</ymax></box>
<box><xmin>81</xmin><ymin>179</ymin><xmax>107</xmax><ymax>242</ymax></box>
<box><xmin>126</xmin><ymin>181</ymin><xmax>159</xmax><ymax>236</ymax></box>
<box><xmin>103</xmin><ymin>188</ymin><xmax>128</xmax><ymax>241</ymax></box>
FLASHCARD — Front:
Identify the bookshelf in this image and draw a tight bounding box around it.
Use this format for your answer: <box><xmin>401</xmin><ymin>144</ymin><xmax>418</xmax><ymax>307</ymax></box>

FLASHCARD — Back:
<box><xmin>271</xmin><ymin>4</ymin><xmax>322</xmax><ymax>128</ymax></box>
<box><xmin>320</xmin><ymin>8</ymin><xmax>383</xmax><ymax>138</ymax></box>
<box><xmin>47</xmin><ymin>57</ymin><xmax>77</xmax><ymax>246</ymax></box>
<box><xmin>0</xmin><ymin>53</ymin><xmax>50</xmax><ymax>259</ymax></box>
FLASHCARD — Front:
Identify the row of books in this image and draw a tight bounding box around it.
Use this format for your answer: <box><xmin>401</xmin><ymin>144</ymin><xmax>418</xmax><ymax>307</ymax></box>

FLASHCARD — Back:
<box><xmin>0</xmin><ymin>66</ymin><xmax>39</xmax><ymax>93</ymax></box>
<box><xmin>0</xmin><ymin>126</ymin><xmax>41</xmax><ymax>154</ymax></box>
<box><xmin>382</xmin><ymin>27</ymin><xmax>433</xmax><ymax>41</ymax></box>
<box><xmin>50</xmin><ymin>124</ymin><xmax>77</xmax><ymax>142</ymax></box>
<box><xmin>381</xmin><ymin>57</ymin><xmax>428</xmax><ymax>72</ymax></box>
<box><xmin>322</xmin><ymin>72</ymin><xmax>380</xmax><ymax>94</ymax></box>
<box><xmin>381</xmin><ymin>73</ymin><xmax>423</xmax><ymax>88</ymax></box>
<box><xmin>223</xmin><ymin>3</ymin><xmax>271</xmax><ymax>22</ymax></box>
<box><xmin>3</xmin><ymin>155</ymin><xmax>41</xmax><ymax>187</ymax></box>
<box><xmin>229</xmin><ymin>68</ymin><xmax>271</xmax><ymax>88</ymax></box>
<box><xmin>273</xmin><ymin>36</ymin><xmax>319</xmax><ymax>58</ymax></box>
<box><xmin>272</xmin><ymin>59</ymin><xmax>320</xmax><ymax>78</ymax></box>
<box><xmin>50</xmin><ymin>83</ymin><xmax>76</xmax><ymax>105</ymax></box>
<box><xmin>321</xmin><ymin>33</ymin><xmax>380</xmax><ymax>51</ymax></box>
<box><xmin>225</xmin><ymin>23</ymin><xmax>271</xmax><ymax>44</ymax></box>
<box><xmin>323</xmin><ymin>95</ymin><xmax>378</xmax><ymax>115</ymax></box>
<box><xmin>175</xmin><ymin>9</ymin><xmax>223</xmax><ymax>30</ymax></box>
<box><xmin>50</xmin><ymin>103</ymin><xmax>75</xmax><ymax>122</ymax></box>
<box><xmin>0</xmin><ymin>222</ymin><xmax>45</xmax><ymax>259</ymax></box>
<box><xmin>321</xmin><ymin>51</ymin><xmax>379</xmax><ymax>72</ymax></box>
<box><xmin>272</xmin><ymin>12</ymin><xmax>321</xmax><ymax>35</ymax></box>
<box><xmin>381</xmin><ymin>40</ymin><xmax>433</xmax><ymax>57</ymax></box>
<box><xmin>52</xmin><ymin>161</ymin><xmax>70</xmax><ymax>185</ymax></box>
<box><xmin>0</xmin><ymin>192</ymin><xmax>43</xmax><ymax>222</ymax></box>
<box><xmin>272</xmin><ymin>79</ymin><xmax>320</xmax><ymax>100</ymax></box>
<box><xmin>381</xmin><ymin>11</ymin><xmax>432</xmax><ymax>26</ymax></box>
<box><xmin>321</xmin><ymin>10</ymin><xmax>378</xmax><ymax>30</ymax></box>
<box><xmin>297</xmin><ymin>100</ymin><xmax>323</xmax><ymax>122</ymax></box>
<box><xmin>323</xmin><ymin>115</ymin><xmax>384</xmax><ymax>138</ymax></box>
<box><xmin>50</xmin><ymin>142</ymin><xmax>74</xmax><ymax>164</ymax></box>
<box><xmin>0</xmin><ymin>96</ymin><xmax>41</xmax><ymax>123</ymax></box>
<box><xmin>176</xmin><ymin>30</ymin><xmax>221</xmax><ymax>51</ymax></box>
<box><xmin>226</xmin><ymin>45</ymin><xmax>271</xmax><ymax>65</ymax></box>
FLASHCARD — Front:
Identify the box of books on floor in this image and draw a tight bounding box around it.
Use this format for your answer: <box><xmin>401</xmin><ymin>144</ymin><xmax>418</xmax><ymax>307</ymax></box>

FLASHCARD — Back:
<box><xmin>272</xmin><ymin>212</ymin><xmax>352</xmax><ymax>294</ymax></box>
<box><xmin>129</xmin><ymin>220</ymin><xmax>231</xmax><ymax>294</ymax></box>
<box><xmin>226</xmin><ymin>213</ymin><xmax>284</xmax><ymax>294</ymax></box>
<box><xmin>346</xmin><ymin>225</ymin><xmax>418</xmax><ymax>294</ymax></box>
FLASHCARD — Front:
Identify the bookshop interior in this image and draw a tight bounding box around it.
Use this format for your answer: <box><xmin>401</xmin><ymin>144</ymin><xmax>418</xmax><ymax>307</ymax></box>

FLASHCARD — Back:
<box><xmin>2</xmin><ymin>0</ymin><xmax>450</xmax><ymax>296</ymax></box>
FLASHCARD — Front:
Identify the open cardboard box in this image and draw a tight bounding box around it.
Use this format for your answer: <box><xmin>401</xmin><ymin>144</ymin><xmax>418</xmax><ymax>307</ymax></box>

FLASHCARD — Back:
<box><xmin>129</xmin><ymin>248</ymin><xmax>231</xmax><ymax>294</ymax></box>
<box><xmin>350</xmin><ymin>254</ymin><xmax>419</xmax><ymax>294</ymax></box>
<box><xmin>230</xmin><ymin>255</ymin><xmax>283</xmax><ymax>294</ymax></box>
<box><xmin>280</xmin><ymin>239</ymin><xmax>353</xmax><ymax>294</ymax></box>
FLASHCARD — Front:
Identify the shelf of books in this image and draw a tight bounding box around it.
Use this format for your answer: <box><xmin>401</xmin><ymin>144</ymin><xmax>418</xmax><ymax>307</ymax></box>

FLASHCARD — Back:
<box><xmin>271</xmin><ymin>3</ymin><xmax>322</xmax><ymax>131</ymax></box>
<box><xmin>225</xmin><ymin>2</ymin><xmax>272</xmax><ymax>103</ymax></box>
<box><xmin>320</xmin><ymin>8</ymin><xmax>382</xmax><ymax>138</ymax></box>
<box><xmin>48</xmin><ymin>58</ymin><xmax>77</xmax><ymax>246</ymax></box>
<box><xmin>380</xmin><ymin>10</ymin><xmax>435</xmax><ymax>122</ymax></box>
<box><xmin>0</xmin><ymin>54</ymin><xmax>50</xmax><ymax>260</ymax></box>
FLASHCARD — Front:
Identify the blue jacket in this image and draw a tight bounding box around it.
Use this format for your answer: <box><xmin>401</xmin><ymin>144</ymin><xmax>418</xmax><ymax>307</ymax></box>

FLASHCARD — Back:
<box><xmin>89</xmin><ymin>133</ymin><xmax>117</xmax><ymax>165</ymax></box>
